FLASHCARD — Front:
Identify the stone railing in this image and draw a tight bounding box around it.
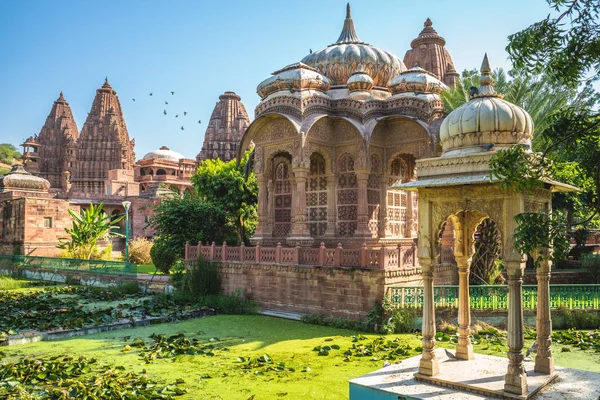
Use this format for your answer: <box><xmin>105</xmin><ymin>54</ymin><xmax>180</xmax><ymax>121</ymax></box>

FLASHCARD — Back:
<box><xmin>185</xmin><ymin>241</ymin><xmax>419</xmax><ymax>269</ymax></box>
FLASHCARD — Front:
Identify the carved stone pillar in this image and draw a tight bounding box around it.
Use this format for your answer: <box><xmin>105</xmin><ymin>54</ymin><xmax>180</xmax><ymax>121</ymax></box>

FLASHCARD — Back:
<box><xmin>419</xmin><ymin>256</ymin><xmax>439</xmax><ymax>376</ymax></box>
<box><xmin>455</xmin><ymin>255</ymin><xmax>474</xmax><ymax>360</ymax></box>
<box><xmin>535</xmin><ymin>252</ymin><xmax>554</xmax><ymax>374</ymax></box>
<box><xmin>324</xmin><ymin>174</ymin><xmax>337</xmax><ymax>238</ymax></box>
<box><xmin>266</xmin><ymin>180</ymin><xmax>275</xmax><ymax>239</ymax></box>
<box><xmin>504</xmin><ymin>260</ymin><xmax>528</xmax><ymax>396</ymax></box>
<box><xmin>251</xmin><ymin>174</ymin><xmax>269</xmax><ymax>243</ymax></box>
<box><xmin>378</xmin><ymin>175</ymin><xmax>388</xmax><ymax>238</ymax></box>
<box><xmin>355</xmin><ymin>171</ymin><xmax>370</xmax><ymax>237</ymax></box>
<box><xmin>288</xmin><ymin>167</ymin><xmax>313</xmax><ymax>246</ymax></box>
<box><xmin>406</xmin><ymin>191</ymin><xmax>414</xmax><ymax>238</ymax></box>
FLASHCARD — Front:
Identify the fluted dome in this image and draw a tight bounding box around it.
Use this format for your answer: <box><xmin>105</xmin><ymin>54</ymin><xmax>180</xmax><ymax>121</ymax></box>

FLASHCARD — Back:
<box><xmin>347</xmin><ymin>67</ymin><xmax>373</xmax><ymax>91</ymax></box>
<box><xmin>0</xmin><ymin>165</ymin><xmax>50</xmax><ymax>192</ymax></box>
<box><xmin>300</xmin><ymin>4</ymin><xmax>406</xmax><ymax>87</ymax></box>
<box><xmin>439</xmin><ymin>55</ymin><xmax>534</xmax><ymax>154</ymax></box>
<box><xmin>257</xmin><ymin>63</ymin><xmax>331</xmax><ymax>99</ymax></box>
<box><xmin>142</xmin><ymin>146</ymin><xmax>185</xmax><ymax>163</ymax></box>
<box><xmin>389</xmin><ymin>67</ymin><xmax>448</xmax><ymax>94</ymax></box>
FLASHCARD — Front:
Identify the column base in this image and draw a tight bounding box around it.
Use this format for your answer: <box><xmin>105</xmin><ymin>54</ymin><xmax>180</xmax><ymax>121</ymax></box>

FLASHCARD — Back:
<box><xmin>455</xmin><ymin>344</ymin><xmax>474</xmax><ymax>360</ymax></box>
<box><xmin>504</xmin><ymin>371</ymin><xmax>528</xmax><ymax>396</ymax></box>
<box><xmin>418</xmin><ymin>357</ymin><xmax>439</xmax><ymax>376</ymax></box>
<box><xmin>534</xmin><ymin>356</ymin><xmax>555</xmax><ymax>375</ymax></box>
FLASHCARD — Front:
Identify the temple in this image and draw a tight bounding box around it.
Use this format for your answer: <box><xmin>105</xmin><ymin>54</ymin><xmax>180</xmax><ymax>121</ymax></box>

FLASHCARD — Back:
<box><xmin>240</xmin><ymin>4</ymin><xmax>449</xmax><ymax>250</ymax></box>
<box><xmin>197</xmin><ymin>91</ymin><xmax>250</xmax><ymax>164</ymax></box>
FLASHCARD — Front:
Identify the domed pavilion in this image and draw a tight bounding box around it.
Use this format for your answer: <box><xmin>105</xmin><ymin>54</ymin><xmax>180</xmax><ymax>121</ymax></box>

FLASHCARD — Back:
<box><xmin>135</xmin><ymin>146</ymin><xmax>195</xmax><ymax>195</ymax></box>
<box><xmin>240</xmin><ymin>4</ymin><xmax>447</xmax><ymax>248</ymax></box>
<box><xmin>394</xmin><ymin>55</ymin><xmax>575</xmax><ymax>398</ymax></box>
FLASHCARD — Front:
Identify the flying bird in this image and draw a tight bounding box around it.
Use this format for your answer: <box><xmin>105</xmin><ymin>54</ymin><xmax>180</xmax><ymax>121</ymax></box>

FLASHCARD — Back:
<box><xmin>183</xmin><ymin>111</ymin><xmax>187</xmax><ymax>116</ymax></box>
<box><xmin>149</xmin><ymin>92</ymin><xmax>153</xmax><ymax>96</ymax></box>
<box><xmin>171</xmin><ymin>91</ymin><xmax>175</xmax><ymax>95</ymax></box>
<box><xmin>198</xmin><ymin>120</ymin><xmax>202</xmax><ymax>124</ymax></box>
<box><xmin>132</xmin><ymin>98</ymin><xmax>135</xmax><ymax>102</ymax></box>
<box><xmin>165</xmin><ymin>101</ymin><xmax>169</xmax><ymax>105</ymax></box>
<box><xmin>444</xmin><ymin>349</ymin><xmax>457</xmax><ymax>360</ymax></box>
<box><xmin>525</xmin><ymin>342</ymin><xmax>538</xmax><ymax>358</ymax></box>
<box><xmin>175</xmin><ymin>114</ymin><xmax>179</xmax><ymax>118</ymax></box>
<box><xmin>180</xmin><ymin>126</ymin><xmax>184</xmax><ymax>131</ymax></box>
<box><xmin>163</xmin><ymin>110</ymin><xmax>167</xmax><ymax>115</ymax></box>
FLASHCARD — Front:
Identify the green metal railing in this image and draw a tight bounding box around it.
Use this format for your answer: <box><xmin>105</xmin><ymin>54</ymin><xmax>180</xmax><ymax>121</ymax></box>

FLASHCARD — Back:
<box><xmin>0</xmin><ymin>254</ymin><xmax>137</xmax><ymax>278</ymax></box>
<box><xmin>386</xmin><ymin>285</ymin><xmax>600</xmax><ymax>310</ymax></box>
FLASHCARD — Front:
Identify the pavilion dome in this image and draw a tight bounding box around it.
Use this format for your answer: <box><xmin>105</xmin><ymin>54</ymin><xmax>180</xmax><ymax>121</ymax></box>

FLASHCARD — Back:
<box><xmin>0</xmin><ymin>165</ymin><xmax>50</xmax><ymax>192</ymax></box>
<box><xmin>389</xmin><ymin>67</ymin><xmax>448</xmax><ymax>94</ymax></box>
<box><xmin>439</xmin><ymin>54</ymin><xmax>534</xmax><ymax>155</ymax></box>
<box><xmin>142</xmin><ymin>146</ymin><xmax>185</xmax><ymax>163</ymax></box>
<box><xmin>257</xmin><ymin>63</ymin><xmax>331</xmax><ymax>99</ymax></box>
<box><xmin>300</xmin><ymin>3</ymin><xmax>406</xmax><ymax>87</ymax></box>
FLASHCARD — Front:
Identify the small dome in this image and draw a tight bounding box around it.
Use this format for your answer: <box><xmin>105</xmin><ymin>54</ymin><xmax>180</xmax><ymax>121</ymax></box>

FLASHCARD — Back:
<box><xmin>389</xmin><ymin>67</ymin><xmax>448</xmax><ymax>94</ymax></box>
<box><xmin>257</xmin><ymin>63</ymin><xmax>331</xmax><ymax>99</ymax></box>
<box><xmin>439</xmin><ymin>55</ymin><xmax>534</xmax><ymax>154</ymax></box>
<box><xmin>300</xmin><ymin>4</ymin><xmax>406</xmax><ymax>87</ymax></box>
<box><xmin>0</xmin><ymin>165</ymin><xmax>50</xmax><ymax>192</ymax></box>
<box><xmin>142</xmin><ymin>146</ymin><xmax>185</xmax><ymax>163</ymax></box>
<box><xmin>347</xmin><ymin>67</ymin><xmax>373</xmax><ymax>91</ymax></box>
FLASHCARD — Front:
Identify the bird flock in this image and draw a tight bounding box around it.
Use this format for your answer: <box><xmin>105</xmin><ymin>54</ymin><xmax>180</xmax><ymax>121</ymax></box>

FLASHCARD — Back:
<box><xmin>131</xmin><ymin>91</ymin><xmax>201</xmax><ymax>132</ymax></box>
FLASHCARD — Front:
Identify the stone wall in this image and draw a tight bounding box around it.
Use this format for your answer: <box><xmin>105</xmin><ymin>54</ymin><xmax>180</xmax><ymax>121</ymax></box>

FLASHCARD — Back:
<box><xmin>434</xmin><ymin>263</ymin><xmax>458</xmax><ymax>285</ymax></box>
<box><xmin>216</xmin><ymin>262</ymin><xmax>422</xmax><ymax>320</ymax></box>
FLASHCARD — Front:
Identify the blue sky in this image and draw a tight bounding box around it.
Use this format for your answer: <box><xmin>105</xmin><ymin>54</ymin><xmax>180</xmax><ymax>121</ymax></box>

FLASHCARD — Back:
<box><xmin>0</xmin><ymin>0</ymin><xmax>557</xmax><ymax>159</ymax></box>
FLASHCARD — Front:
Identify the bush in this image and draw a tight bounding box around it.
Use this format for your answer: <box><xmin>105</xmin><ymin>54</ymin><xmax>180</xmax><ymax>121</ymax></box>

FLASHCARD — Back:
<box><xmin>197</xmin><ymin>292</ymin><xmax>259</xmax><ymax>314</ymax></box>
<box><xmin>554</xmin><ymin>308</ymin><xmax>600</xmax><ymax>329</ymax></box>
<box><xmin>367</xmin><ymin>298</ymin><xmax>419</xmax><ymax>333</ymax></box>
<box><xmin>301</xmin><ymin>314</ymin><xmax>369</xmax><ymax>332</ymax></box>
<box><xmin>128</xmin><ymin>237</ymin><xmax>153</xmax><ymax>265</ymax></box>
<box><xmin>175</xmin><ymin>257</ymin><xmax>221</xmax><ymax>300</ymax></box>
<box><xmin>91</xmin><ymin>244</ymin><xmax>113</xmax><ymax>260</ymax></box>
<box><xmin>581</xmin><ymin>253</ymin><xmax>600</xmax><ymax>283</ymax></box>
<box><xmin>151</xmin><ymin>239</ymin><xmax>179</xmax><ymax>273</ymax></box>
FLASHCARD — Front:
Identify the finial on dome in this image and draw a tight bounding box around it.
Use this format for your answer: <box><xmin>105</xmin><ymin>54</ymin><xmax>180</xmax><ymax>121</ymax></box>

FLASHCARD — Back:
<box><xmin>56</xmin><ymin>91</ymin><xmax>66</xmax><ymax>103</ymax></box>
<box><xmin>335</xmin><ymin>3</ymin><xmax>363</xmax><ymax>44</ymax></box>
<box><xmin>102</xmin><ymin>77</ymin><xmax>112</xmax><ymax>89</ymax></box>
<box><xmin>425</xmin><ymin>18</ymin><xmax>432</xmax><ymax>27</ymax></box>
<box><xmin>478</xmin><ymin>53</ymin><xmax>496</xmax><ymax>96</ymax></box>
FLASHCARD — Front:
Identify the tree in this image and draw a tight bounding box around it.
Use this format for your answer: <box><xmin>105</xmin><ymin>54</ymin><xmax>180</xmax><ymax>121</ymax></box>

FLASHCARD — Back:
<box><xmin>57</xmin><ymin>202</ymin><xmax>123</xmax><ymax>259</ymax></box>
<box><xmin>0</xmin><ymin>143</ymin><xmax>20</xmax><ymax>165</ymax></box>
<box><xmin>148</xmin><ymin>193</ymin><xmax>231</xmax><ymax>272</ymax></box>
<box><xmin>191</xmin><ymin>150</ymin><xmax>258</xmax><ymax>244</ymax></box>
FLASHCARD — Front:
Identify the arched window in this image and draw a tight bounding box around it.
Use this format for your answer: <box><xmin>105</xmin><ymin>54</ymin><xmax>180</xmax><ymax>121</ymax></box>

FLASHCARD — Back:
<box><xmin>337</xmin><ymin>154</ymin><xmax>357</xmax><ymax>237</ymax></box>
<box><xmin>273</xmin><ymin>155</ymin><xmax>292</xmax><ymax>238</ymax></box>
<box><xmin>307</xmin><ymin>153</ymin><xmax>327</xmax><ymax>237</ymax></box>
<box><xmin>156</xmin><ymin>169</ymin><xmax>166</xmax><ymax>175</ymax></box>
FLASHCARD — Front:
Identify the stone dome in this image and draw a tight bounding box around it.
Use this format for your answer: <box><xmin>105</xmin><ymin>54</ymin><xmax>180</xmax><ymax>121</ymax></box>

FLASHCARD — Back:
<box><xmin>300</xmin><ymin>4</ymin><xmax>406</xmax><ymax>87</ymax></box>
<box><xmin>389</xmin><ymin>67</ymin><xmax>448</xmax><ymax>94</ymax></box>
<box><xmin>439</xmin><ymin>55</ymin><xmax>534</xmax><ymax>154</ymax></box>
<box><xmin>257</xmin><ymin>63</ymin><xmax>331</xmax><ymax>99</ymax></box>
<box><xmin>142</xmin><ymin>146</ymin><xmax>185</xmax><ymax>163</ymax></box>
<box><xmin>0</xmin><ymin>165</ymin><xmax>50</xmax><ymax>192</ymax></box>
<box><xmin>347</xmin><ymin>67</ymin><xmax>374</xmax><ymax>91</ymax></box>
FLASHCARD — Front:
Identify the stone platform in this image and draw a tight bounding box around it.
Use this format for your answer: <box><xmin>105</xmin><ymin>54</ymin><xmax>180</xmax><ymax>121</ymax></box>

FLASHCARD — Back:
<box><xmin>349</xmin><ymin>349</ymin><xmax>600</xmax><ymax>400</ymax></box>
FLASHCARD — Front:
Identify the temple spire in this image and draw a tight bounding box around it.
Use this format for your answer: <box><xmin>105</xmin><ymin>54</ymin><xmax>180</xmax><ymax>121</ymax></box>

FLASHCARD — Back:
<box><xmin>102</xmin><ymin>77</ymin><xmax>112</xmax><ymax>89</ymax></box>
<box><xmin>478</xmin><ymin>53</ymin><xmax>497</xmax><ymax>96</ymax></box>
<box><xmin>335</xmin><ymin>3</ymin><xmax>363</xmax><ymax>44</ymax></box>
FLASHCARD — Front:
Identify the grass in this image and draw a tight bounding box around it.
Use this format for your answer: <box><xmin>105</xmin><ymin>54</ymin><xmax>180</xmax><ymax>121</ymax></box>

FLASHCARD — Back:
<box><xmin>137</xmin><ymin>264</ymin><xmax>160</xmax><ymax>274</ymax></box>
<box><xmin>0</xmin><ymin>275</ymin><xmax>48</xmax><ymax>290</ymax></box>
<box><xmin>5</xmin><ymin>315</ymin><xmax>600</xmax><ymax>400</ymax></box>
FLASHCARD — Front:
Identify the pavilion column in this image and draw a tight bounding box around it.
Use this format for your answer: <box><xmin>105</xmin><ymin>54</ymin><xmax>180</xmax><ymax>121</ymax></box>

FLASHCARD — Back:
<box><xmin>455</xmin><ymin>255</ymin><xmax>474</xmax><ymax>360</ymax></box>
<box><xmin>419</xmin><ymin>256</ymin><xmax>439</xmax><ymax>376</ymax></box>
<box><xmin>535</xmin><ymin>250</ymin><xmax>555</xmax><ymax>374</ymax></box>
<box><xmin>266</xmin><ymin>180</ymin><xmax>275</xmax><ymax>239</ymax></box>
<box><xmin>355</xmin><ymin>170</ymin><xmax>370</xmax><ymax>237</ymax></box>
<box><xmin>378</xmin><ymin>175</ymin><xmax>388</xmax><ymax>238</ymax></box>
<box><xmin>405</xmin><ymin>191</ymin><xmax>414</xmax><ymax>238</ymax></box>
<box><xmin>504</xmin><ymin>259</ymin><xmax>528</xmax><ymax>396</ymax></box>
<box><xmin>288</xmin><ymin>167</ymin><xmax>312</xmax><ymax>245</ymax></box>
<box><xmin>252</xmin><ymin>173</ymin><xmax>268</xmax><ymax>241</ymax></box>
<box><xmin>324</xmin><ymin>174</ymin><xmax>337</xmax><ymax>238</ymax></box>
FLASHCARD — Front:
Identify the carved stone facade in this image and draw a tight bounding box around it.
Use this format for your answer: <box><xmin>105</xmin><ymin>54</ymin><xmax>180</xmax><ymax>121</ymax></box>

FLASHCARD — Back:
<box><xmin>197</xmin><ymin>92</ymin><xmax>250</xmax><ymax>164</ymax></box>
<box><xmin>242</xmin><ymin>5</ymin><xmax>445</xmax><ymax>249</ymax></box>
<box><xmin>70</xmin><ymin>78</ymin><xmax>135</xmax><ymax>194</ymax></box>
<box><xmin>403</xmin><ymin>18</ymin><xmax>459</xmax><ymax>87</ymax></box>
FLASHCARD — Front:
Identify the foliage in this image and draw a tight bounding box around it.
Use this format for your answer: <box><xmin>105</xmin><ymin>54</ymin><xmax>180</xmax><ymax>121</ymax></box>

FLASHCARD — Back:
<box><xmin>127</xmin><ymin>237</ymin><xmax>153</xmax><ymax>265</ymax></box>
<box><xmin>470</xmin><ymin>219</ymin><xmax>504</xmax><ymax>285</ymax></box>
<box><xmin>0</xmin><ymin>355</ymin><xmax>187</xmax><ymax>399</ymax></box>
<box><xmin>581</xmin><ymin>253</ymin><xmax>600</xmax><ymax>283</ymax></box>
<box><xmin>0</xmin><ymin>143</ymin><xmax>20</xmax><ymax>165</ymax></box>
<box><xmin>91</xmin><ymin>244</ymin><xmax>112</xmax><ymax>260</ymax></box>
<box><xmin>300</xmin><ymin>314</ymin><xmax>368</xmax><ymax>332</ymax></box>
<box><xmin>176</xmin><ymin>257</ymin><xmax>221</xmax><ymax>299</ymax></box>
<box><xmin>313</xmin><ymin>335</ymin><xmax>418</xmax><ymax>363</ymax></box>
<box><xmin>365</xmin><ymin>298</ymin><xmax>419</xmax><ymax>334</ymax></box>
<box><xmin>0</xmin><ymin>276</ymin><xmax>48</xmax><ymax>291</ymax></box>
<box><xmin>513</xmin><ymin>212</ymin><xmax>570</xmax><ymax>267</ymax></box>
<box><xmin>150</xmin><ymin>239</ymin><xmax>180</xmax><ymax>274</ymax></box>
<box><xmin>194</xmin><ymin>293</ymin><xmax>260</xmax><ymax>315</ymax></box>
<box><xmin>191</xmin><ymin>149</ymin><xmax>258</xmax><ymax>244</ymax></box>
<box><xmin>57</xmin><ymin>203</ymin><xmax>123</xmax><ymax>260</ymax></box>
<box><xmin>553</xmin><ymin>309</ymin><xmax>600</xmax><ymax>330</ymax></box>
<box><xmin>149</xmin><ymin>193</ymin><xmax>230</xmax><ymax>262</ymax></box>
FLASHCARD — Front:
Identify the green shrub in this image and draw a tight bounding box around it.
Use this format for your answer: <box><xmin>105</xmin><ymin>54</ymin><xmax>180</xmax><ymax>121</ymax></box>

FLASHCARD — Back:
<box><xmin>581</xmin><ymin>253</ymin><xmax>600</xmax><ymax>283</ymax></box>
<box><xmin>176</xmin><ymin>257</ymin><xmax>221</xmax><ymax>300</ymax></box>
<box><xmin>91</xmin><ymin>244</ymin><xmax>113</xmax><ymax>260</ymax></box>
<box><xmin>150</xmin><ymin>239</ymin><xmax>179</xmax><ymax>273</ymax></box>
<box><xmin>300</xmin><ymin>314</ymin><xmax>369</xmax><ymax>332</ymax></box>
<box><xmin>382</xmin><ymin>307</ymin><xmax>419</xmax><ymax>334</ymax></box>
<box><xmin>197</xmin><ymin>292</ymin><xmax>259</xmax><ymax>315</ymax></box>
<box><xmin>554</xmin><ymin>308</ymin><xmax>600</xmax><ymax>329</ymax></box>
<box><xmin>128</xmin><ymin>237</ymin><xmax>153</xmax><ymax>265</ymax></box>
